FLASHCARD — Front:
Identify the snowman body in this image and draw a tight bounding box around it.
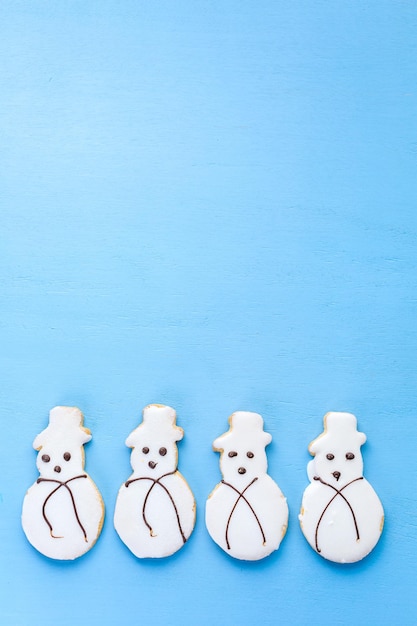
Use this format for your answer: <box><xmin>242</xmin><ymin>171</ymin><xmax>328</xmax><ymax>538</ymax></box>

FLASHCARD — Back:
<box><xmin>299</xmin><ymin>412</ymin><xmax>384</xmax><ymax>563</ymax></box>
<box><xmin>114</xmin><ymin>404</ymin><xmax>196</xmax><ymax>558</ymax></box>
<box><xmin>206</xmin><ymin>411</ymin><xmax>288</xmax><ymax>561</ymax></box>
<box><xmin>22</xmin><ymin>407</ymin><xmax>104</xmax><ymax>560</ymax></box>
<box><xmin>115</xmin><ymin>469</ymin><xmax>195</xmax><ymax>558</ymax></box>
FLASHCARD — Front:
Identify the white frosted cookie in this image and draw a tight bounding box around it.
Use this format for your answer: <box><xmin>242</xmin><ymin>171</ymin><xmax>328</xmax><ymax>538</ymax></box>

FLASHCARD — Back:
<box><xmin>22</xmin><ymin>406</ymin><xmax>105</xmax><ymax>560</ymax></box>
<box><xmin>205</xmin><ymin>411</ymin><xmax>288</xmax><ymax>561</ymax></box>
<box><xmin>114</xmin><ymin>404</ymin><xmax>196</xmax><ymax>558</ymax></box>
<box><xmin>299</xmin><ymin>412</ymin><xmax>384</xmax><ymax>563</ymax></box>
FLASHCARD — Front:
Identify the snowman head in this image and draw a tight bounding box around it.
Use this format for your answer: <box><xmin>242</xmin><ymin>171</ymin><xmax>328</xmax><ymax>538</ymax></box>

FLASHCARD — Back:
<box><xmin>33</xmin><ymin>406</ymin><xmax>91</xmax><ymax>481</ymax></box>
<box><xmin>213</xmin><ymin>412</ymin><xmax>272</xmax><ymax>487</ymax></box>
<box><xmin>308</xmin><ymin>412</ymin><xmax>366</xmax><ymax>488</ymax></box>
<box><xmin>126</xmin><ymin>404</ymin><xmax>183</xmax><ymax>478</ymax></box>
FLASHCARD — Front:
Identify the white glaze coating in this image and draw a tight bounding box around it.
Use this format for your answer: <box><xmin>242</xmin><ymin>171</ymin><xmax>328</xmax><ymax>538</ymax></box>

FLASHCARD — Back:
<box><xmin>21</xmin><ymin>406</ymin><xmax>105</xmax><ymax>560</ymax></box>
<box><xmin>114</xmin><ymin>404</ymin><xmax>196</xmax><ymax>558</ymax></box>
<box><xmin>299</xmin><ymin>412</ymin><xmax>384</xmax><ymax>563</ymax></box>
<box><xmin>205</xmin><ymin>411</ymin><xmax>288</xmax><ymax>561</ymax></box>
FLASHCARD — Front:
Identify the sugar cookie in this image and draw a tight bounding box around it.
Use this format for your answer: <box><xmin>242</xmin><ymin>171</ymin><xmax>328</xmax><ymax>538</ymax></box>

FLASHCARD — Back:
<box><xmin>205</xmin><ymin>411</ymin><xmax>288</xmax><ymax>561</ymax></box>
<box><xmin>299</xmin><ymin>411</ymin><xmax>384</xmax><ymax>563</ymax></box>
<box><xmin>22</xmin><ymin>406</ymin><xmax>105</xmax><ymax>560</ymax></box>
<box><xmin>114</xmin><ymin>404</ymin><xmax>196</xmax><ymax>558</ymax></box>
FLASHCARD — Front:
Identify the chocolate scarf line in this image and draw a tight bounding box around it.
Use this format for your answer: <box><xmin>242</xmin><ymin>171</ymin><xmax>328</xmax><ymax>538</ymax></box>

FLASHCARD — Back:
<box><xmin>36</xmin><ymin>475</ymin><xmax>88</xmax><ymax>542</ymax></box>
<box><xmin>221</xmin><ymin>477</ymin><xmax>266</xmax><ymax>550</ymax></box>
<box><xmin>313</xmin><ymin>476</ymin><xmax>364</xmax><ymax>553</ymax></box>
<box><xmin>125</xmin><ymin>471</ymin><xmax>186</xmax><ymax>544</ymax></box>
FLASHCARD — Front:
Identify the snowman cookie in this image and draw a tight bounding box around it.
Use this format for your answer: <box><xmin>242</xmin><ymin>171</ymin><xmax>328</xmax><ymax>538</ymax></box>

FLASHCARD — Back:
<box><xmin>205</xmin><ymin>411</ymin><xmax>288</xmax><ymax>561</ymax></box>
<box><xmin>22</xmin><ymin>406</ymin><xmax>105</xmax><ymax>560</ymax></box>
<box><xmin>114</xmin><ymin>404</ymin><xmax>196</xmax><ymax>558</ymax></box>
<box><xmin>299</xmin><ymin>412</ymin><xmax>384</xmax><ymax>563</ymax></box>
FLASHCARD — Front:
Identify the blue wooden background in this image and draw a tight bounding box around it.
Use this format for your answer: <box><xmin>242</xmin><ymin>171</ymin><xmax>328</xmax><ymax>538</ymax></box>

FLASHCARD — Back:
<box><xmin>1</xmin><ymin>2</ymin><xmax>416</xmax><ymax>624</ymax></box>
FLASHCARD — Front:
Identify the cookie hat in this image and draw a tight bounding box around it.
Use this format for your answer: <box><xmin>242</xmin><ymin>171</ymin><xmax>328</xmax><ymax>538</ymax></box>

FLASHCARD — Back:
<box><xmin>309</xmin><ymin>411</ymin><xmax>366</xmax><ymax>455</ymax></box>
<box><xmin>213</xmin><ymin>411</ymin><xmax>272</xmax><ymax>450</ymax></box>
<box><xmin>126</xmin><ymin>404</ymin><xmax>184</xmax><ymax>447</ymax></box>
<box><xmin>32</xmin><ymin>406</ymin><xmax>92</xmax><ymax>450</ymax></box>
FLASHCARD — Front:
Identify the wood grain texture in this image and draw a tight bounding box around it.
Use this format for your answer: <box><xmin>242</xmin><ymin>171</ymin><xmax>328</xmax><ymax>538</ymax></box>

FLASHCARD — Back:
<box><xmin>1</xmin><ymin>2</ymin><xmax>416</xmax><ymax>625</ymax></box>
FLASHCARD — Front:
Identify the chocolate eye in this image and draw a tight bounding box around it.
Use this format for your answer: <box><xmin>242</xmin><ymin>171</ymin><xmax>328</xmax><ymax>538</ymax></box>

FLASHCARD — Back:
<box><xmin>159</xmin><ymin>447</ymin><xmax>167</xmax><ymax>456</ymax></box>
<box><xmin>247</xmin><ymin>451</ymin><xmax>254</xmax><ymax>458</ymax></box>
<box><xmin>142</xmin><ymin>447</ymin><xmax>149</xmax><ymax>454</ymax></box>
<box><xmin>326</xmin><ymin>453</ymin><xmax>335</xmax><ymax>460</ymax></box>
<box><xmin>346</xmin><ymin>452</ymin><xmax>355</xmax><ymax>460</ymax></box>
<box><xmin>41</xmin><ymin>454</ymin><xmax>50</xmax><ymax>463</ymax></box>
<box><xmin>228</xmin><ymin>451</ymin><xmax>237</xmax><ymax>458</ymax></box>
<box><xmin>63</xmin><ymin>452</ymin><xmax>71</xmax><ymax>461</ymax></box>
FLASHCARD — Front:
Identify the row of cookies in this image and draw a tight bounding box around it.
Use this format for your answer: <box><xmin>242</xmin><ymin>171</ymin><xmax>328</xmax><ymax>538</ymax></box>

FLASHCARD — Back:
<box><xmin>21</xmin><ymin>405</ymin><xmax>384</xmax><ymax>564</ymax></box>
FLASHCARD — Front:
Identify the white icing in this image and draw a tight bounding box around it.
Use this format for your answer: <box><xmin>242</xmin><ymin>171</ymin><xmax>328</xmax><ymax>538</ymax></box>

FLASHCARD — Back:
<box><xmin>205</xmin><ymin>411</ymin><xmax>288</xmax><ymax>561</ymax></box>
<box><xmin>21</xmin><ymin>406</ymin><xmax>105</xmax><ymax>560</ymax></box>
<box><xmin>113</xmin><ymin>404</ymin><xmax>196</xmax><ymax>558</ymax></box>
<box><xmin>299</xmin><ymin>412</ymin><xmax>384</xmax><ymax>563</ymax></box>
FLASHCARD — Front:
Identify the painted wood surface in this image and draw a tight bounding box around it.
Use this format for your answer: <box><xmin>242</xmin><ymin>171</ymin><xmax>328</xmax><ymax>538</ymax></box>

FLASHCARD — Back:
<box><xmin>1</xmin><ymin>2</ymin><xmax>416</xmax><ymax>625</ymax></box>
